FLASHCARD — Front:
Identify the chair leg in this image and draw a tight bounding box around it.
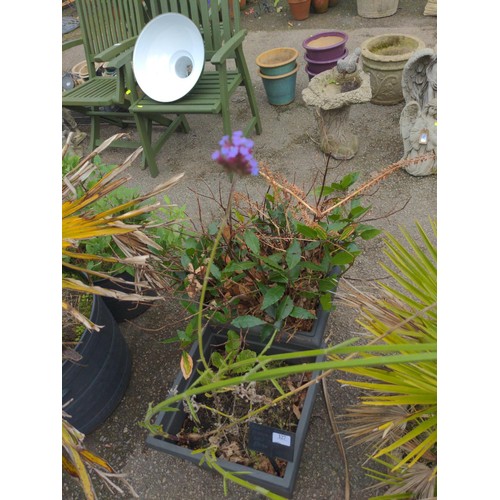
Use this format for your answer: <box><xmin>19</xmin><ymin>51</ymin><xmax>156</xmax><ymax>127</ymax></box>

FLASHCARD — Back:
<box><xmin>90</xmin><ymin>112</ymin><xmax>101</xmax><ymax>150</ymax></box>
<box><xmin>180</xmin><ymin>115</ymin><xmax>190</xmax><ymax>134</ymax></box>
<box><xmin>237</xmin><ymin>50</ymin><xmax>263</xmax><ymax>135</ymax></box>
<box><xmin>134</xmin><ymin>113</ymin><xmax>159</xmax><ymax>178</ymax></box>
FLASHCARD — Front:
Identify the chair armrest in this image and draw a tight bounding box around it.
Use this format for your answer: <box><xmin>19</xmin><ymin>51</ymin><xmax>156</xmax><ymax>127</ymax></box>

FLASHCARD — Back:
<box><xmin>210</xmin><ymin>29</ymin><xmax>247</xmax><ymax>65</ymax></box>
<box><xmin>63</xmin><ymin>38</ymin><xmax>83</xmax><ymax>51</ymax></box>
<box><xmin>94</xmin><ymin>36</ymin><xmax>137</xmax><ymax>63</ymax></box>
<box><xmin>103</xmin><ymin>46</ymin><xmax>135</xmax><ymax>70</ymax></box>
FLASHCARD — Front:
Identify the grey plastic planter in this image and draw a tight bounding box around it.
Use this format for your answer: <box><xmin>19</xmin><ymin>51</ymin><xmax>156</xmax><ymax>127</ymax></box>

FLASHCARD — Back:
<box><xmin>220</xmin><ymin>265</ymin><xmax>341</xmax><ymax>349</ymax></box>
<box><xmin>146</xmin><ymin>327</ymin><xmax>324</xmax><ymax>498</ymax></box>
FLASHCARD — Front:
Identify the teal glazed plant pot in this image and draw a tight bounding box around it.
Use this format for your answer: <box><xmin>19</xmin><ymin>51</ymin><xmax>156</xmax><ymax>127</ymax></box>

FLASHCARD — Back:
<box><xmin>259</xmin><ymin>66</ymin><xmax>299</xmax><ymax>106</ymax></box>
<box><xmin>256</xmin><ymin>47</ymin><xmax>299</xmax><ymax>76</ymax></box>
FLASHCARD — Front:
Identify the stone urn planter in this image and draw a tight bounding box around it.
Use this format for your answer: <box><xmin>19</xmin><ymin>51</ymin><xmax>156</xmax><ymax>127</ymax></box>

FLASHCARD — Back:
<box><xmin>356</xmin><ymin>0</ymin><xmax>399</xmax><ymax>18</ymax></box>
<box><xmin>302</xmin><ymin>64</ymin><xmax>372</xmax><ymax>159</ymax></box>
<box><xmin>356</xmin><ymin>0</ymin><xmax>399</xmax><ymax>19</ymax></box>
<box><xmin>360</xmin><ymin>33</ymin><xmax>425</xmax><ymax>105</ymax></box>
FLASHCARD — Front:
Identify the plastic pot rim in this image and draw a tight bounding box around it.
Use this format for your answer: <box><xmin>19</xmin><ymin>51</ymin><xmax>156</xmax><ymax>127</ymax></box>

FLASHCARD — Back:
<box><xmin>304</xmin><ymin>47</ymin><xmax>348</xmax><ymax>65</ymax></box>
<box><xmin>256</xmin><ymin>47</ymin><xmax>300</xmax><ymax>68</ymax></box>
<box><xmin>302</xmin><ymin>31</ymin><xmax>349</xmax><ymax>51</ymax></box>
<box><xmin>258</xmin><ymin>65</ymin><xmax>299</xmax><ymax>80</ymax></box>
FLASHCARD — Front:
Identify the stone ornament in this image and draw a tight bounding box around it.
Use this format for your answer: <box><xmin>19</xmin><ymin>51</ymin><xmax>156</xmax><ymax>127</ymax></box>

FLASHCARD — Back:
<box><xmin>400</xmin><ymin>48</ymin><xmax>437</xmax><ymax>176</ymax></box>
<box><xmin>302</xmin><ymin>50</ymin><xmax>372</xmax><ymax>159</ymax></box>
<box><xmin>360</xmin><ymin>34</ymin><xmax>425</xmax><ymax>105</ymax></box>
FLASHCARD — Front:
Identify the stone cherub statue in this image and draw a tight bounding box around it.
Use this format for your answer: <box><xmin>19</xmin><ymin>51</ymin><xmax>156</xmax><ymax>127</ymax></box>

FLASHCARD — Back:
<box><xmin>400</xmin><ymin>48</ymin><xmax>437</xmax><ymax>176</ymax></box>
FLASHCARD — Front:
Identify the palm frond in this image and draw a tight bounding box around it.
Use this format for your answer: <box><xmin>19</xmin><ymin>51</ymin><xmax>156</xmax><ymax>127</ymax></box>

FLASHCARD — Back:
<box><xmin>333</xmin><ymin>219</ymin><xmax>437</xmax><ymax>498</ymax></box>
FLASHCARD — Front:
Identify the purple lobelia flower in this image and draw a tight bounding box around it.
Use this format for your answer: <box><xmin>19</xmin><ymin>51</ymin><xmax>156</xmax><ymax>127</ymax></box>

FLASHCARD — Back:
<box><xmin>211</xmin><ymin>131</ymin><xmax>259</xmax><ymax>176</ymax></box>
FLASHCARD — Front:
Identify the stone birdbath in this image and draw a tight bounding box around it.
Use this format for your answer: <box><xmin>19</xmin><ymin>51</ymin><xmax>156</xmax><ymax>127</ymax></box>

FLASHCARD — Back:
<box><xmin>302</xmin><ymin>63</ymin><xmax>371</xmax><ymax>159</ymax></box>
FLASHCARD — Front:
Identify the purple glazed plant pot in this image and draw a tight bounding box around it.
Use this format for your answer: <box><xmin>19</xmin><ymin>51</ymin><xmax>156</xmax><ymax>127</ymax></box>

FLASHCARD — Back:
<box><xmin>302</xmin><ymin>31</ymin><xmax>348</xmax><ymax>62</ymax></box>
<box><xmin>304</xmin><ymin>48</ymin><xmax>348</xmax><ymax>74</ymax></box>
<box><xmin>305</xmin><ymin>65</ymin><xmax>317</xmax><ymax>81</ymax></box>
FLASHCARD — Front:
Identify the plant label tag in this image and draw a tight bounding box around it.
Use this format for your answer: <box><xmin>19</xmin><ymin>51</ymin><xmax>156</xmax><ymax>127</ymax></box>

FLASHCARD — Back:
<box><xmin>248</xmin><ymin>423</ymin><xmax>295</xmax><ymax>462</ymax></box>
<box><xmin>272</xmin><ymin>432</ymin><xmax>291</xmax><ymax>447</ymax></box>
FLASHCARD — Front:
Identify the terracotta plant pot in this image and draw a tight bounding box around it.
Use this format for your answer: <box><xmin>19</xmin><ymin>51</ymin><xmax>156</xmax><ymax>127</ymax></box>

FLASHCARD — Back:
<box><xmin>356</xmin><ymin>0</ymin><xmax>398</xmax><ymax>18</ymax></box>
<box><xmin>256</xmin><ymin>47</ymin><xmax>299</xmax><ymax>77</ymax></box>
<box><xmin>287</xmin><ymin>0</ymin><xmax>311</xmax><ymax>20</ymax></box>
<box><xmin>312</xmin><ymin>0</ymin><xmax>329</xmax><ymax>13</ymax></box>
<box><xmin>361</xmin><ymin>33</ymin><xmax>425</xmax><ymax>105</ymax></box>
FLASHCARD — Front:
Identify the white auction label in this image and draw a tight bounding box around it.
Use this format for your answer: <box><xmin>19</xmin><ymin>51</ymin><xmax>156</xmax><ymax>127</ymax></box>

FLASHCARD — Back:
<box><xmin>272</xmin><ymin>432</ymin><xmax>291</xmax><ymax>447</ymax></box>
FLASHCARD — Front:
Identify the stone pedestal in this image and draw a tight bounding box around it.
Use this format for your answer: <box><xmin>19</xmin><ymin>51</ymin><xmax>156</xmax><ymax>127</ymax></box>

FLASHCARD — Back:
<box><xmin>302</xmin><ymin>68</ymin><xmax>372</xmax><ymax>159</ymax></box>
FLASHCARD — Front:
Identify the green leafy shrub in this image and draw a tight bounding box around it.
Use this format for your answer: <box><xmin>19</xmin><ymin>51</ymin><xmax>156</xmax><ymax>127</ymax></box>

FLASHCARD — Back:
<box><xmin>165</xmin><ymin>165</ymin><xmax>380</xmax><ymax>349</ymax></box>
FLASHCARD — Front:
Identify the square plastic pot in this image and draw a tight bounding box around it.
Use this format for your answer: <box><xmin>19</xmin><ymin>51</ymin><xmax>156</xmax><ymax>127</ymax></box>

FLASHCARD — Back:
<box><xmin>146</xmin><ymin>327</ymin><xmax>324</xmax><ymax>498</ymax></box>
<box><xmin>213</xmin><ymin>266</ymin><xmax>341</xmax><ymax>349</ymax></box>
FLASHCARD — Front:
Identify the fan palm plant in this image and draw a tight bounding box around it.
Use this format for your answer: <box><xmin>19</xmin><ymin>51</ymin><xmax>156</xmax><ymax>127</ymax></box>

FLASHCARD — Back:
<box><xmin>331</xmin><ymin>219</ymin><xmax>437</xmax><ymax>499</ymax></box>
<box><xmin>62</xmin><ymin>132</ymin><xmax>184</xmax><ymax>499</ymax></box>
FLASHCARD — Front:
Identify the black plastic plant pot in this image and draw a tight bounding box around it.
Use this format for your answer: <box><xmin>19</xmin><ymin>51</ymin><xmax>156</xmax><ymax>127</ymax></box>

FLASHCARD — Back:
<box><xmin>62</xmin><ymin>295</ymin><xmax>132</xmax><ymax>434</ymax></box>
<box><xmin>146</xmin><ymin>327</ymin><xmax>324</xmax><ymax>498</ymax></box>
<box><xmin>95</xmin><ymin>272</ymin><xmax>155</xmax><ymax>323</ymax></box>
<box><xmin>215</xmin><ymin>265</ymin><xmax>341</xmax><ymax>350</ymax></box>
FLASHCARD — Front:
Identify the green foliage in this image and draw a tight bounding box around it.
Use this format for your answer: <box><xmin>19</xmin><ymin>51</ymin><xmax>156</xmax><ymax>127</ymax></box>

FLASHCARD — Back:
<box><xmin>332</xmin><ymin>219</ymin><xmax>437</xmax><ymax>499</ymax></box>
<box><xmin>209</xmin><ymin>330</ymin><xmax>258</xmax><ymax>375</ymax></box>
<box><xmin>166</xmin><ymin>169</ymin><xmax>380</xmax><ymax>348</ymax></box>
<box><xmin>62</xmin><ymin>153</ymin><xmax>81</xmax><ymax>177</ymax></box>
<box><xmin>63</xmin><ymin>155</ymin><xmax>189</xmax><ymax>276</ymax></box>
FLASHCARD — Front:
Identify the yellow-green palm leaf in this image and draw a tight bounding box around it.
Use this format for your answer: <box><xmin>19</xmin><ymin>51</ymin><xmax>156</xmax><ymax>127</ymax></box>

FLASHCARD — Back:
<box><xmin>333</xmin><ymin>219</ymin><xmax>437</xmax><ymax>499</ymax></box>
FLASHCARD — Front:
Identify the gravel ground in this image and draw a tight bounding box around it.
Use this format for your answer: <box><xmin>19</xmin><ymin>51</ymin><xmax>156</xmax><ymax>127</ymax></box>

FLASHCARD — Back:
<box><xmin>62</xmin><ymin>1</ymin><xmax>437</xmax><ymax>498</ymax></box>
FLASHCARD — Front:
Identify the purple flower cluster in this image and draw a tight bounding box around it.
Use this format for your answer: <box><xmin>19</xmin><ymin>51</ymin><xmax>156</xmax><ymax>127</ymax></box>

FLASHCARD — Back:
<box><xmin>211</xmin><ymin>131</ymin><xmax>259</xmax><ymax>176</ymax></box>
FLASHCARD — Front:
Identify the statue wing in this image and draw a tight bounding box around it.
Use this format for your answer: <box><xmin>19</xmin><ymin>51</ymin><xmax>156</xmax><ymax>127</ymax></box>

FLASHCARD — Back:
<box><xmin>402</xmin><ymin>48</ymin><xmax>436</xmax><ymax>106</ymax></box>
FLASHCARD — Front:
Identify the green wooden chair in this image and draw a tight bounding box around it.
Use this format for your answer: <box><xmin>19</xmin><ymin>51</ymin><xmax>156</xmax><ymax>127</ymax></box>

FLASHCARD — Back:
<box><xmin>62</xmin><ymin>0</ymin><xmax>189</xmax><ymax>152</ymax></box>
<box><xmin>131</xmin><ymin>0</ymin><xmax>262</xmax><ymax>177</ymax></box>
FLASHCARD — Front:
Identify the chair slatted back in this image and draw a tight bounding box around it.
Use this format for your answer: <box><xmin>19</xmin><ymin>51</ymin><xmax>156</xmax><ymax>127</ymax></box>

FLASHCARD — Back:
<box><xmin>76</xmin><ymin>0</ymin><xmax>145</xmax><ymax>75</ymax></box>
<box><xmin>145</xmin><ymin>0</ymin><xmax>240</xmax><ymax>60</ymax></box>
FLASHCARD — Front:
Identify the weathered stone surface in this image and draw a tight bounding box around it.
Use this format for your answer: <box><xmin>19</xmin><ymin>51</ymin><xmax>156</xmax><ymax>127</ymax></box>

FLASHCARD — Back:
<box><xmin>302</xmin><ymin>66</ymin><xmax>371</xmax><ymax>158</ymax></box>
<box><xmin>400</xmin><ymin>48</ymin><xmax>437</xmax><ymax>176</ymax></box>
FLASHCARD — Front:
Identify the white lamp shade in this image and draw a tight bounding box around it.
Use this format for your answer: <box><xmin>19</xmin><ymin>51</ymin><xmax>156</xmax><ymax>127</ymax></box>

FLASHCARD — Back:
<box><xmin>133</xmin><ymin>13</ymin><xmax>205</xmax><ymax>103</ymax></box>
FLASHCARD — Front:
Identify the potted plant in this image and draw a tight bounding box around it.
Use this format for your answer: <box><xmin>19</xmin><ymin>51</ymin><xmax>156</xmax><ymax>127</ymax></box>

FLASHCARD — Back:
<box><xmin>145</xmin><ymin>326</ymin><xmax>325</xmax><ymax>498</ymax></box>
<box><xmin>62</xmin><ymin>132</ymin><xmax>184</xmax><ymax>498</ymax></box>
<box><xmin>164</xmin><ymin>154</ymin><xmax>381</xmax><ymax>354</ymax></box>
<box><xmin>141</xmin><ymin>133</ymin><xmax>437</xmax><ymax>498</ymax></box>
<box><xmin>63</xmin><ymin>152</ymin><xmax>189</xmax><ymax>322</ymax></box>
